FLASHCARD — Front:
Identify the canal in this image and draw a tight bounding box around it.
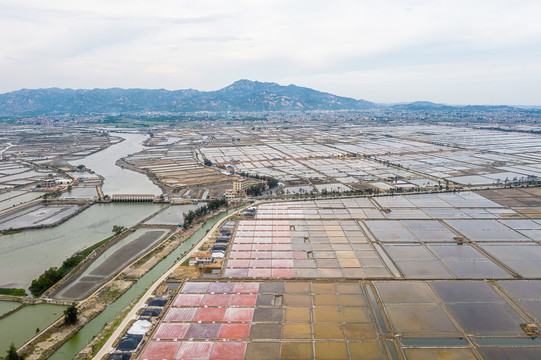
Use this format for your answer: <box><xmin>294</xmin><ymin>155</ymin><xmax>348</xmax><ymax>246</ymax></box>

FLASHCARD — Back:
<box><xmin>0</xmin><ymin>203</ymin><xmax>165</xmax><ymax>289</ymax></box>
<box><xmin>0</xmin><ymin>303</ymin><xmax>68</xmax><ymax>352</ymax></box>
<box><xmin>71</xmin><ymin>132</ymin><xmax>162</xmax><ymax>196</ymax></box>
<box><xmin>1</xmin><ymin>131</ymin><xmax>164</xmax><ymax>290</ymax></box>
<box><xmin>49</xmin><ymin>208</ymin><xmax>235</xmax><ymax>360</ymax></box>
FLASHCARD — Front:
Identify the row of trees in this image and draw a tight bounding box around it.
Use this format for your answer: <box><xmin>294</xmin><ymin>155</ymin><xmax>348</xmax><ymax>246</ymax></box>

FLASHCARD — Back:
<box><xmin>29</xmin><ymin>266</ymin><xmax>67</xmax><ymax>297</ymax></box>
<box><xmin>29</xmin><ymin>226</ymin><xmax>123</xmax><ymax>297</ymax></box>
<box><xmin>282</xmin><ymin>185</ymin><xmax>469</xmax><ymax>200</ymax></box>
<box><xmin>237</xmin><ymin>172</ymin><xmax>279</xmax><ymax>189</ymax></box>
<box><xmin>183</xmin><ymin>198</ymin><xmax>228</xmax><ymax>229</ymax></box>
<box><xmin>245</xmin><ymin>183</ymin><xmax>266</xmax><ymax>196</ymax></box>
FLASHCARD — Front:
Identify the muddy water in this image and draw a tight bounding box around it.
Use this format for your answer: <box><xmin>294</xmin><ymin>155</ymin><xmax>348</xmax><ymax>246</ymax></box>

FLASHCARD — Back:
<box><xmin>0</xmin><ymin>303</ymin><xmax>67</xmax><ymax>352</ymax></box>
<box><xmin>49</xmin><ymin>208</ymin><xmax>236</xmax><ymax>360</ymax></box>
<box><xmin>0</xmin><ymin>203</ymin><xmax>164</xmax><ymax>289</ymax></box>
<box><xmin>0</xmin><ymin>300</ymin><xmax>20</xmax><ymax>316</ymax></box>
<box><xmin>144</xmin><ymin>204</ymin><xmax>204</xmax><ymax>225</ymax></box>
<box><xmin>71</xmin><ymin>132</ymin><xmax>162</xmax><ymax>196</ymax></box>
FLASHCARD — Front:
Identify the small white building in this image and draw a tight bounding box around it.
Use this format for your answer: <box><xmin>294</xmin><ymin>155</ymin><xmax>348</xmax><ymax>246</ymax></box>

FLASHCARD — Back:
<box><xmin>189</xmin><ymin>253</ymin><xmax>214</xmax><ymax>266</ymax></box>
<box><xmin>56</xmin><ymin>178</ymin><xmax>72</xmax><ymax>186</ymax></box>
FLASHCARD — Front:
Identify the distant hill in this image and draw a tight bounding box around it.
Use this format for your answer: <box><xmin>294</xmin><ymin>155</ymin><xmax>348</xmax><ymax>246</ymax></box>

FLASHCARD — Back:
<box><xmin>0</xmin><ymin>80</ymin><xmax>375</xmax><ymax>115</ymax></box>
<box><xmin>391</xmin><ymin>101</ymin><xmax>539</xmax><ymax>113</ymax></box>
<box><xmin>391</xmin><ymin>101</ymin><xmax>457</xmax><ymax>111</ymax></box>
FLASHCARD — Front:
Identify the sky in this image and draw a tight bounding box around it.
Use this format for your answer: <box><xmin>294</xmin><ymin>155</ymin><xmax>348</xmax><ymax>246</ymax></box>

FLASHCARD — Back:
<box><xmin>1</xmin><ymin>0</ymin><xmax>541</xmax><ymax>105</ymax></box>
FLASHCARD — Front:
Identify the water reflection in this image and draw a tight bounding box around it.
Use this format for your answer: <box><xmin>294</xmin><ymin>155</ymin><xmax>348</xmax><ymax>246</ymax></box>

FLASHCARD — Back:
<box><xmin>71</xmin><ymin>133</ymin><xmax>162</xmax><ymax>195</ymax></box>
<box><xmin>0</xmin><ymin>203</ymin><xmax>164</xmax><ymax>289</ymax></box>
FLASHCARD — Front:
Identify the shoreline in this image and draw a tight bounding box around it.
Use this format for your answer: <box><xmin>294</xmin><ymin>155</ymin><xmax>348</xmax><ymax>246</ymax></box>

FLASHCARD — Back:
<box><xmin>0</xmin><ymin>200</ymin><xmax>93</xmax><ymax>235</ymax></box>
<box><xmin>91</xmin><ymin>203</ymin><xmax>247</xmax><ymax>359</ymax></box>
<box><xmin>17</xmin><ymin>205</ymin><xmax>237</xmax><ymax>360</ymax></box>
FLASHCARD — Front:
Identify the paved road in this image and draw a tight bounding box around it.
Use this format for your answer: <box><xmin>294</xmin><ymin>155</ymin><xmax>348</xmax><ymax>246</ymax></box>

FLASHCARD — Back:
<box><xmin>95</xmin><ymin>206</ymin><xmax>248</xmax><ymax>360</ymax></box>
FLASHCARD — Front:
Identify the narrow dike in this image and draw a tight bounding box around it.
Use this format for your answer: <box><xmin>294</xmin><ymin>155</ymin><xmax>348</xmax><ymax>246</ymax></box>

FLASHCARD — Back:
<box><xmin>42</xmin><ymin>207</ymin><xmax>236</xmax><ymax>360</ymax></box>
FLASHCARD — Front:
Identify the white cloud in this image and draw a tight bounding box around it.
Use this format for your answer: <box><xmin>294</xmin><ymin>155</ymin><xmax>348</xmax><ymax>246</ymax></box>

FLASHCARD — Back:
<box><xmin>0</xmin><ymin>0</ymin><xmax>540</xmax><ymax>104</ymax></box>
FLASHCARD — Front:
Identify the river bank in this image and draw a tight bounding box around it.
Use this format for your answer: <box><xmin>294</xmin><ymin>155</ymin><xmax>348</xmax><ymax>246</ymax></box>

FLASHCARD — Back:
<box><xmin>0</xmin><ymin>200</ymin><xmax>93</xmax><ymax>234</ymax></box>
<box><xmin>19</xmin><ymin>205</ymin><xmax>236</xmax><ymax>360</ymax></box>
<box><xmin>71</xmin><ymin>133</ymin><xmax>162</xmax><ymax>196</ymax></box>
<box><xmin>90</xmin><ymin>203</ymin><xmax>248</xmax><ymax>360</ymax></box>
<box><xmin>115</xmin><ymin>157</ymin><xmax>170</xmax><ymax>194</ymax></box>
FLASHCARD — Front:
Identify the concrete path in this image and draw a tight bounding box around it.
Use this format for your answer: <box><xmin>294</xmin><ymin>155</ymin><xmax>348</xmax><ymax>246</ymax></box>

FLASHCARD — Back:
<box><xmin>95</xmin><ymin>205</ymin><xmax>247</xmax><ymax>359</ymax></box>
<box><xmin>54</xmin><ymin>230</ymin><xmax>168</xmax><ymax>300</ymax></box>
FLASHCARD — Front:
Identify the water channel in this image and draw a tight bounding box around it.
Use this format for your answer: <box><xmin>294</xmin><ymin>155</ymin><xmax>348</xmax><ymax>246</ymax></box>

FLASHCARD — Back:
<box><xmin>0</xmin><ymin>131</ymin><xmax>178</xmax><ymax>354</ymax></box>
<box><xmin>0</xmin><ymin>300</ymin><xmax>20</xmax><ymax>316</ymax></box>
<box><xmin>0</xmin><ymin>203</ymin><xmax>164</xmax><ymax>289</ymax></box>
<box><xmin>0</xmin><ymin>303</ymin><xmax>68</xmax><ymax>352</ymax></box>
<box><xmin>0</xmin><ymin>132</ymin><xmax>163</xmax><ymax>289</ymax></box>
<box><xmin>71</xmin><ymin>132</ymin><xmax>162</xmax><ymax>196</ymax></box>
<box><xmin>50</xmin><ymin>208</ymin><xmax>235</xmax><ymax>360</ymax></box>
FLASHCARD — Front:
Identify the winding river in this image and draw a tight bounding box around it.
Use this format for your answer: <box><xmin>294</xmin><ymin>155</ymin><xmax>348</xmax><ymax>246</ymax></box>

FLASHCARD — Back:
<box><xmin>0</xmin><ymin>132</ymin><xmax>165</xmax><ymax>289</ymax></box>
<box><xmin>0</xmin><ymin>131</ymin><xmax>166</xmax><ymax>353</ymax></box>
<box><xmin>71</xmin><ymin>132</ymin><xmax>162</xmax><ymax>196</ymax></box>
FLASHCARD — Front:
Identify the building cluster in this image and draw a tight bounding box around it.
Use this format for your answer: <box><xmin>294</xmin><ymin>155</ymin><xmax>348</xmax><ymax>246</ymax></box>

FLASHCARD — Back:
<box><xmin>224</xmin><ymin>178</ymin><xmax>249</xmax><ymax>201</ymax></box>
<box><xmin>188</xmin><ymin>221</ymin><xmax>235</xmax><ymax>268</ymax></box>
<box><xmin>104</xmin><ymin>294</ymin><xmax>172</xmax><ymax>359</ymax></box>
<box><xmin>40</xmin><ymin>178</ymin><xmax>72</xmax><ymax>189</ymax></box>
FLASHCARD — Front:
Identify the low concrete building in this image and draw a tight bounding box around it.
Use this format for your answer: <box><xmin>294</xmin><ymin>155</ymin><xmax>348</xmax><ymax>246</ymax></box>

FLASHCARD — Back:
<box><xmin>56</xmin><ymin>178</ymin><xmax>72</xmax><ymax>186</ymax></box>
<box><xmin>42</xmin><ymin>179</ymin><xmax>56</xmax><ymax>188</ymax></box>
<box><xmin>224</xmin><ymin>189</ymin><xmax>244</xmax><ymax>201</ymax></box>
<box><xmin>189</xmin><ymin>253</ymin><xmax>214</xmax><ymax>266</ymax></box>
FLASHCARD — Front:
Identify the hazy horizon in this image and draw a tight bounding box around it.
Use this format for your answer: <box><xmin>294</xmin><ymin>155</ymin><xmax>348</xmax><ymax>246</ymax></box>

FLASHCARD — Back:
<box><xmin>2</xmin><ymin>80</ymin><xmax>540</xmax><ymax>108</ymax></box>
<box><xmin>1</xmin><ymin>0</ymin><xmax>540</xmax><ymax>105</ymax></box>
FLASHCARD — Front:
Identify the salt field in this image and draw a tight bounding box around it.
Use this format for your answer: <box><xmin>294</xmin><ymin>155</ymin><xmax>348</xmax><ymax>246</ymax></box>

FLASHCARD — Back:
<box><xmin>133</xmin><ymin>188</ymin><xmax>541</xmax><ymax>359</ymax></box>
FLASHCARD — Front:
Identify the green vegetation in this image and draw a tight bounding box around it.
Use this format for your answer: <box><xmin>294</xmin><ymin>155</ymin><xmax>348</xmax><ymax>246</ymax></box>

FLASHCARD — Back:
<box><xmin>64</xmin><ymin>303</ymin><xmax>78</xmax><ymax>325</ymax></box>
<box><xmin>246</xmin><ymin>183</ymin><xmax>266</xmax><ymax>196</ymax></box>
<box><xmin>28</xmin><ymin>235</ymin><xmax>114</xmax><ymax>297</ymax></box>
<box><xmin>183</xmin><ymin>198</ymin><xmax>228</xmax><ymax>229</ymax></box>
<box><xmin>2</xmin><ymin>343</ymin><xmax>24</xmax><ymax>360</ymax></box>
<box><xmin>0</xmin><ymin>288</ymin><xmax>27</xmax><ymax>296</ymax></box>
<box><xmin>1</xmin><ymin>228</ymin><xmax>22</xmax><ymax>236</ymax></box>
<box><xmin>180</xmin><ymin>258</ymin><xmax>190</xmax><ymax>266</ymax></box>
<box><xmin>203</xmin><ymin>159</ymin><xmax>212</xmax><ymax>166</ymax></box>
<box><xmin>112</xmin><ymin>225</ymin><xmax>125</xmax><ymax>235</ymax></box>
<box><xmin>77</xmin><ymin>236</ymin><xmax>112</xmax><ymax>258</ymax></box>
<box><xmin>29</xmin><ymin>267</ymin><xmax>64</xmax><ymax>297</ymax></box>
<box><xmin>266</xmin><ymin>177</ymin><xmax>278</xmax><ymax>188</ymax></box>
<box><xmin>238</xmin><ymin>171</ymin><xmax>278</xmax><ymax>190</ymax></box>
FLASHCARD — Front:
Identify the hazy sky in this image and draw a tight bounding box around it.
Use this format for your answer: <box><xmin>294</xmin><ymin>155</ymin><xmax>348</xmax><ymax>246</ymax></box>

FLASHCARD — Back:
<box><xmin>1</xmin><ymin>0</ymin><xmax>540</xmax><ymax>104</ymax></box>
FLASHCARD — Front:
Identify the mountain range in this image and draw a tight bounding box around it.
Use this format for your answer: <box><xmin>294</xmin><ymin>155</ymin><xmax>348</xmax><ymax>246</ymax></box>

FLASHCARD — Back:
<box><xmin>0</xmin><ymin>80</ymin><xmax>374</xmax><ymax>115</ymax></box>
<box><xmin>0</xmin><ymin>80</ymin><xmax>531</xmax><ymax>115</ymax></box>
